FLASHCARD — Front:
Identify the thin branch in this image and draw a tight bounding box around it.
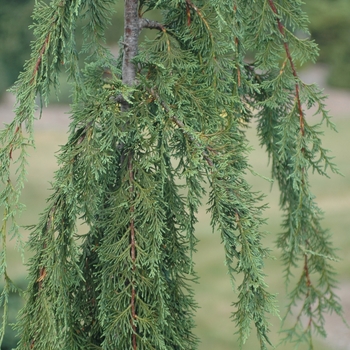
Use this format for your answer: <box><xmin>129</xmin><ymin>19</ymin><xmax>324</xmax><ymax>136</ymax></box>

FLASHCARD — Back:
<box><xmin>266</xmin><ymin>3</ymin><xmax>325</xmax><ymax>339</ymax></box>
<box><xmin>128</xmin><ymin>152</ymin><xmax>137</xmax><ymax>350</ymax></box>
<box><xmin>31</xmin><ymin>32</ymin><xmax>51</xmax><ymax>85</ymax></box>
<box><xmin>234</xmin><ymin>37</ymin><xmax>241</xmax><ymax>87</ymax></box>
<box><xmin>267</xmin><ymin>0</ymin><xmax>305</xmax><ymax>136</ymax></box>
<box><xmin>139</xmin><ymin>18</ymin><xmax>165</xmax><ymax>31</ymax></box>
<box><xmin>303</xmin><ymin>241</ymin><xmax>313</xmax><ymax>328</ymax></box>
<box><xmin>185</xmin><ymin>0</ymin><xmax>213</xmax><ymax>41</ymax></box>
<box><xmin>8</xmin><ymin>125</ymin><xmax>21</xmax><ymax>160</ymax></box>
<box><xmin>30</xmin><ymin>204</ymin><xmax>56</xmax><ymax>349</ymax></box>
<box><xmin>36</xmin><ymin>205</ymin><xmax>56</xmax><ymax>290</ymax></box>
<box><xmin>186</xmin><ymin>1</ymin><xmax>191</xmax><ymax>26</ymax></box>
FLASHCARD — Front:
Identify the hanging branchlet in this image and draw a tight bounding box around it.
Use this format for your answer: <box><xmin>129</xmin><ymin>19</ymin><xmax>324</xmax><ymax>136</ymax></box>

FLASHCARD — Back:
<box><xmin>0</xmin><ymin>0</ymin><xmax>87</xmax><ymax>344</ymax></box>
<box><xmin>237</xmin><ymin>0</ymin><xmax>344</xmax><ymax>346</ymax></box>
<box><xmin>266</xmin><ymin>0</ymin><xmax>305</xmax><ymax>136</ymax></box>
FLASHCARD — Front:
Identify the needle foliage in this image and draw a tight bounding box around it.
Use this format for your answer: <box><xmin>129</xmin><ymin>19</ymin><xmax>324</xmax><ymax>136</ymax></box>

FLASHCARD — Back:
<box><xmin>0</xmin><ymin>0</ymin><xmax>343</xmax><ymax>349</ymax></box>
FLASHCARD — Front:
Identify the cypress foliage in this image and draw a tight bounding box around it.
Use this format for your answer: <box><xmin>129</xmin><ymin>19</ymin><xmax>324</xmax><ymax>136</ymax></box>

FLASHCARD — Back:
<box><xmin>0</xmin><ymin>0</ymin><xmax>343</xmax><ymax>349</ymax></box>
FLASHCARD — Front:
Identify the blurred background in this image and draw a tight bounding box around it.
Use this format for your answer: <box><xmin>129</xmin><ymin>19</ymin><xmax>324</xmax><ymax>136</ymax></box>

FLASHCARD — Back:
<box><xmin>0</xmin><ymin>0</ymin><xmax>349</xmax><ymax>349</ymax></box>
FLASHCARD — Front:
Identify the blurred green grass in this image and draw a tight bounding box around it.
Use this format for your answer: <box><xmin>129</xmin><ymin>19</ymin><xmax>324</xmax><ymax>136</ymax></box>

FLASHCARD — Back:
<box><xmin>3</xmin><ymin>116</ymin><xmax>349</xmax><ymax>349</ymax></box>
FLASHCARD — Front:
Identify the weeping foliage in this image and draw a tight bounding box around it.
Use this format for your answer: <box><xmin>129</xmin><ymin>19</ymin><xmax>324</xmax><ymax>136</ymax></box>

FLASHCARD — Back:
<box><xmin>0</xmin><ymin>0</ymin><xmax>343</xmax><ymax>349</ymax></box>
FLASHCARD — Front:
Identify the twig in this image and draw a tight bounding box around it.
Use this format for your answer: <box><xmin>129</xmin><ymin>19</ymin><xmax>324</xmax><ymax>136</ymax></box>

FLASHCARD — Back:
<box><xmin>185</xmin><ymin>0</ymin><xmax>213</xmax><ymax>41</ymax></box>
<box><xmin>267</xmin><ymin>0</ymin><xmax>305</xmax><ymax>136</ymax></box>
<box><xmin>31</xmin><ymin>33</ymin><xmax>51</xmax><ymax>84</ymax></box>
<box><xmin>139</xmin><ymin>18</ymin><xmax>165</xmax><ymax>31</ymax></box>
<box><xmin>128</xmin><ymin>152</ymin><xmax>137</xmax><ymax>350</ymax></box>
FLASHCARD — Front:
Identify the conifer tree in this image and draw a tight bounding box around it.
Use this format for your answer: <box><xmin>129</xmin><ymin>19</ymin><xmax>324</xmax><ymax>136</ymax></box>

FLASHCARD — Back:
<box><xmin>0</xmin><ymin>0</ymin><xmax>344</xmax><ymax>349</ymax></box>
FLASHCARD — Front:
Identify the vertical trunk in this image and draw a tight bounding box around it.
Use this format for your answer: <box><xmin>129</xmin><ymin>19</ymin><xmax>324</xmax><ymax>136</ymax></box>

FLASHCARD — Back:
<box><xmin>122</xmin><ymin>0</ymin><xmax>139</xmax><ymax>87</ymax></box>
<box><xmin>122</xmin><ymin>1</ymin><xmax>139</xmax><ymax>348</ymax></box>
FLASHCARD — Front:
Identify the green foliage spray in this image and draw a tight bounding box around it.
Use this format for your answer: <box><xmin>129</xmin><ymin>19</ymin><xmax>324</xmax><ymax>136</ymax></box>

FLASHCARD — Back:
<box><xmin>0</xmin><ymin>0</ymin><xmax>344</xmax><ymax>349</ymax></box>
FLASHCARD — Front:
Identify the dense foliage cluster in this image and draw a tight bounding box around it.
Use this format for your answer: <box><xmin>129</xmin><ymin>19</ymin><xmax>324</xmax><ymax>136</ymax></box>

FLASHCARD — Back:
<box><xmin>0</xmin><ymin>0</ymin><xmax>343</xmax><ymax>349</ymax></box>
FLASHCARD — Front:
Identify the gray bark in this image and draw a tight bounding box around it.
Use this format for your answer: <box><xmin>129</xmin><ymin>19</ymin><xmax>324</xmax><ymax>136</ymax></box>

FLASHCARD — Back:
<box><xmin>122</xmin><ymin>0</ymin><xmax>139</xmax><ymax>87</ymax></box>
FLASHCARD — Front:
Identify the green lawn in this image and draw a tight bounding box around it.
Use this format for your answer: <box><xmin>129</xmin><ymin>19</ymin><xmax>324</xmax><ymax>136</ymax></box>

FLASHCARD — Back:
<box><xmin>2</xmin><ymin>116</ymin><xmax>349</xmax><ymax>349</ymax></box>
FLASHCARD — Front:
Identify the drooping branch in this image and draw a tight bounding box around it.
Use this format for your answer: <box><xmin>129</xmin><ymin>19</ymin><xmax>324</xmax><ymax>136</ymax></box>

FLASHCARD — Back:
<box><xmin>128</xmin><ymin>151</ymin><xmax>137</xmax><ymax>350</ymax></box>
<box><xmin>147</xmin><ymin>88</ymin><xmax>277</xmax><ymax>346</ymax></box>
<box><xmin>31</xmin><ymin>32</ymin><xmax>51</xmax><ymax>85</ymax></box>
<box><xmin>267</xmin><ymin>0</ymin><xmax>305</xmax><ymax>136</ymax></box>
<box><xmin>27</xmin><ymin>202</ymin><xmax>56</xmax><ymax>349</ymax></box>
<box><xmin>36</xmin><ymin>205</ymin><xmax>56</xmax><ymax>291</ymax></box>
<box><xmin>185</xmin><ymin>0</ymin><xmax>213</xmax><ymax>41</ymax></box>
<box><xmin>261</xmin><ymin>2</ymin><xmax>344</xmax><ymax>344</ymax></box>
